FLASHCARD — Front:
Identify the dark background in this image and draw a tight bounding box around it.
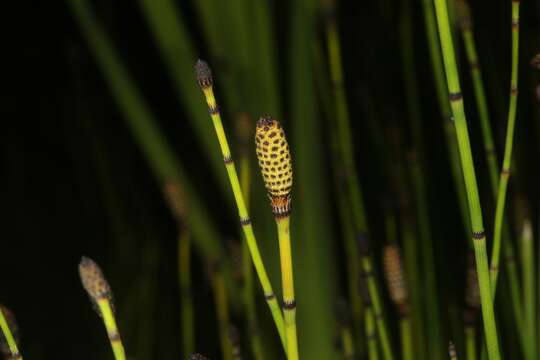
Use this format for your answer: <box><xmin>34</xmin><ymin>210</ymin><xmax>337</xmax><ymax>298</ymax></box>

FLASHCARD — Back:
<box><xmin>3</xmin><ymin>0</ymin><xmax>540</xmax><ymax>359</ymax></box>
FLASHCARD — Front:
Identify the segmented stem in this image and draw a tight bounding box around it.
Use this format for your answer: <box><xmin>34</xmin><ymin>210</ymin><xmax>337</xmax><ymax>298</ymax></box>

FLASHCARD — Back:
<box><xmin>365</xmin><ymin>307</ymin><xmax>379</xmax><ymax>360</ymax></box>
<box><xmin>195</xmin><ymin>60</ymin><xmax>286</xmax><ymax>350</ymax></box>
<box><xmin>400</xmin><ymin>318</ymin><xmax>413</xmax><ymax>360</ymax></box>
<box><xmin>278</xmin><ymin>217</ymin><xmax>299</xmax><ymax>360</ymax></box>
<box><xmin>432</xmin><ymin>0</ymin><xmax>500</xmax><ymax>358</ymax></box>
<box><xmin>360</xmin><ymin>241</ymin><xmax>394</xmax><ymax>360</ymax></box>
<box><xmin>490</xmin><ymin>0</ymin><xmax>521</xmax><ymax>295</ymax></box>
<box><xmin>0</xmin><ymin>307</ymin><xmax>20</xmax><ymax>360</ymax></box>
<box><xmin>97</xmin><ymin>299</ymin><xmax>126</xmax><ymax>360</ymax></box>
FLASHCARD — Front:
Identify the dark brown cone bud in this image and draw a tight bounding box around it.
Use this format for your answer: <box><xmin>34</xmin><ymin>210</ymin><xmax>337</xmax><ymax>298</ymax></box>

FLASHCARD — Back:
<box><xmin>0</xmin><ymin>305</ymin><xmax>19</xmax><ymax>356</ymax></box>
<box><xmin>383</xmin><ymin>244</ymin><xmax>409</xmax><ymax>316</ymax></box>
<box><xmin>195</xmin><ymin>59</ymin><xmax>213</xmax><ymax>89</ymax></box>
<box><xmin>79</xmin><ymin>256</ymin><xmax>112</xmax><ymax>301</ymax></box>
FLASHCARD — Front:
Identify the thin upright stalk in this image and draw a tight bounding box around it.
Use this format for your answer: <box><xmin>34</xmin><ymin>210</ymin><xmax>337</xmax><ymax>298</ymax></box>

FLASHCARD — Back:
<box><xmin>359</xmin><ymin>239</ymin><xmax>394</xmax><ymax>360</ymax></box>
<box><xmin>400</xmin><ymin>318</ymin><xmax>413</xmax><ymax>360</ymax></box>
<box><xmin>365</xmin><ymin>307</ymin><xmax>379</xmax><ymax>360</ymax></box>
<box><xmin>0</xmin><ymin>308</ymin><xmax>21</xmax><ymax>360</ymax></box>
<box><xmin>211</xmin><ymin>267</ymin><xmax>233</xmax><ymax>360</ymax></box>
<box><xmin>457</xmin><ymin>0</ymin><xmax>523</xmax><ymax>333</ymax></box>
<box><xmin>97</xmin><ymin>299</ymin><xmax>127</xmax><ymax>360</ymax></box>
<box><xmin>340</xmin><ymin>325</ymin><xmax>355</xmax><ymax>359</ymax></box>
<box><xmin>277</xmin><ymin>216</ymin><xmax>299</xmax><ymax>360</ymax></box>
<box><xmin>237</xmin><ymin>115</ymin><xmax>265</xmax><ymax>360</ymax></box>
<box><xmin>465</xmin><ymin>326</ymin><xmax>476</xmax><ymax>360</ymax></box>
<box><xmin>196</xmin><ymin>61</ymin><xmax>286</xmax><ymax>350</ymax></box>
<box><xmin>490</xmin><ymin>0</ymin><xmax>521</xmax><ymax>294</ymax></box>
<box><xmin>178</xmin><ymin>231</ymin><xmax>194</xmax><ymax>358</ymax></box>
<box><xmin>521</xmin><ymin>220</ymin><xmax>536</xmax><ymax>360</ymax></box>
<box><xmin>432</xmin><ymin>0</ymin><xmax>500</xmax><ymax>358</ymax></box>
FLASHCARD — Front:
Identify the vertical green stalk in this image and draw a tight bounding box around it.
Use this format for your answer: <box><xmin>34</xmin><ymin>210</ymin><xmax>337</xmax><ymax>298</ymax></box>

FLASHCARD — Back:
<box><xmin>178</xmin><ymin>231</ymin><xmax>194</xmax><ymax>358</ymax></box>
<box><xmin>361</xmin><ymin>282</ymin><xmax>379</xmax><ymax>360</ymax></box>
<box><xmin>456</xmin><ymin>1</ymin><xmax>524</xmax><ymax>350</ymax></box>
<box><xmin>400</xmin><ymin>318</ymin><xmax>413</xmax><ymax>360</ymax></box>
<box><xmin>237</xmin><ymin>114</ymin><xmax>265</xmax><ymax>360</ymax></box>
<box><xmin>323</xmin><ymin>4</ymin><xmax>363</xmax><ymax>347</ymax></box>
<box><xmin>490</xmin><ymin>0</ymin><xmax>521</xmax><ymax>294</ymax></box>
<box><xmin>465</xmin><ymin>326</ymin><xmax>476</xmax><ymax>360</ymax></box>
<box><xmin>432</xmin><ymin>0</ymin><xmax>500</xmax><ymax>358</ymax></box>
<box><xmin>0</xmin><ymin>307</ymin><xmax>20</xmax><ymax>360</ymax></box>
<box><xmin>210</xmin><ymin>265</ymin><xmax>233</xmax><ymax>360</ymax></box>
<box><xmin>521</xmin><ymin>220</ymin><xmax>535</xmax><ymax>360</ymax></box>
<box><xmin>359</xmin><ymin>237</ymin><xmax>394</xmax><ymax>360</ymax></box>
<box><xmin>195</xmin><ymin>61</ymin><xmax>286</xmax><ymax>351</ymax></box>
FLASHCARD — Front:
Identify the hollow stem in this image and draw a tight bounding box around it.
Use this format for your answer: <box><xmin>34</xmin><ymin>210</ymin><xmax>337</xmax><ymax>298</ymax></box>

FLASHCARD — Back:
<box><xmin>196</xmin><ymin>61</ymin><xmax>286</xmax><ymax>350</ymax></box>
<box><xmin>432</xmin><ymin>0</ymin><xmax>501</xmax><ymax>358</ymax></box>
<box><xmin>97</xmin><ymin>298</ymin><xmax>126</xmax><ymax>360</ymax></box>
<box><xmin>0</xmin><ymin>308</ymin><xmax>20</xmax><ymax>360</ymax></box>
<box><xmin>365</xmin><ymin>307</ymin><xmax>379</xmax><ymax>360</ymax></box>
<box><xmin>277</xmin><ymin>216</ymin><xmax>299</xmax><ymax>360</ymax></box>
<box><xmin>400</xmin><ymin>317</ymin><xmax>413</xmax><ymax>360</ymax></box>
<box><xmin>490</xmin><ymin>0</ymin><xmax>521</xmax><ymax>297</ymax></box>
<box><xmin>465</xmin><ymin>326</ymin><xmax>476</xmax><ymax>360</ymax></box>
<box><xmin>361</xmin><ymin>251</ymin><xmax>394</xmax><ymax>360</ymax></box>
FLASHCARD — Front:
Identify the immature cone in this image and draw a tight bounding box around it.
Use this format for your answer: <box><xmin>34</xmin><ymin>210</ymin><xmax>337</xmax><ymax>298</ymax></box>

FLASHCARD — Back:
<box><xmin>79</xmin><ymin>256</ymin><xmax>112</xmax><ymax>301</ymax></box>
<box><xmin>195</xmin><ymin>60</ymin><xmax>213</xmax><ymax>89</ymax></box>
<box><xmin>255</xmin><ymin>116</ymin><xmax>293</xmax><ymax>218</ymax></box>
<box><xmin>382</xmin><ymin>244</ymin><xmax>409</xmax><ymax>316</ymax></box>
<box><xmin>0</xmin><ymin>305</ymin><xmax>19</xmax><ymax>357</ymax></box>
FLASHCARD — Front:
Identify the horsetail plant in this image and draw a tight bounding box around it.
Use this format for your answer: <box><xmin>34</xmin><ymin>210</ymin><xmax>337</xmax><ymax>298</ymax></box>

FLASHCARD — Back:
<box><xmin>255</xmin><ymin>116</ymin><xmax>299</xmax><ymax>360</ymax></box>
<box><xmin>360</xmin><ymin>273</ymin><xmax>379</xmax><ymax>360</ymax></box>
<box><xmin>358</xmin><ymin>235</ymin><xmax>394</xmax><ymax>360</ymax></box>
<box><xmin>0</xmin><ymin>305</ymin><xmax>21</xmax><ymax>360</ymax></box>
<box><xmin>490</xmin><ymin>0</ymin><xmax>521</xmax><ymax>296</ymax></box>
<box><xmin>207</xmin><ymin>260</ymin><xmax>233</xmax><ymax>360</ymax></box>
<box><xmin>195</xmin><ymin>60</ymin><xmax>286</xmax><ymax>351</ymax></box>
<box><xmin>236</xmin><ymin>113</ymin><xmax>265</xmax><ymax>360</ymax></box>
<box><xmin>163</xmin><ymin>180</ymin><xmax>194</xmax><ymax>358</ymax></box>
<box><xmin>78</xmin><ymin>257</ymin><xmax>126</xmax><ymax>360</ymax></box>
<box><xmin>382</xmin><ymin>244</ymin><xmax>412</xmax><ymax>360</ymax></box>
<box><xmin>432</xmin><ymin>0</ymin><xmax>501</xmax><ymax>358</ymax></box>
<box><xmin>520</xmin><ymin>219</ymin><xmax>535</xmax><ymax>359</ymax></box>
<box><xmin>336</xmin><ymin>299</ymin><xmax>356</xmax><ymax>360</ymax></box>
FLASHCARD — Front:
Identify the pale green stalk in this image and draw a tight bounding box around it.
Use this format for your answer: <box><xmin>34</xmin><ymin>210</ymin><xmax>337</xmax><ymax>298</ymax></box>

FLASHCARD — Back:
<box><xmin>432</xmin><ymin>0</ymin><xmax>500</xmax><ymax>358</ymax></box>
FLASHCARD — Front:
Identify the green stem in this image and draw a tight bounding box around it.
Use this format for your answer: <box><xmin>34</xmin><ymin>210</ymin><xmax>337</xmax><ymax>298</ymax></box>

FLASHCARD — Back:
<box><xmin>400</xmin><ymin>317</ymin><xmax>413</xmax><ymax>360</ymax></box>
<box><xmin>489</xmin><ymin>0</ymin><xmax>521</xmax><ymax>297</ymax></box>
<box><xmin>521</xmin><ymin>220</ymin><xmax>536</xmax><ymax>360</ymax></box>
<box><xmin>277</xmin><ymin>217</ymin><xmax>299</xmax><ymax>360</ymax></box>
<box><xmin>465</xmin><ymin>326</ymin><xmax>476</xmax><ymax>360</ymax></box>
<box><xmin>432</xmin><ymin>0</ymin><xmax>500</xmax><ymax>358</ymax></box>
<box><xmin>179</xmin><ymin>231</ymin><xmax>194</xmax><ymax>358</ymax></box>
<box><xmin>361</xmin><ymin>251</ymin><xmax>394</xmax><ymax>360</ymax></box>
<box><xmin>0</xmin><ymin>308</ymin><xmax>20</xmax><ymax>359</ymax></box>
<box><xmin>365</xmin><ymin>307</ymin><xmax>379</xmax><ymax>360</ymax></box>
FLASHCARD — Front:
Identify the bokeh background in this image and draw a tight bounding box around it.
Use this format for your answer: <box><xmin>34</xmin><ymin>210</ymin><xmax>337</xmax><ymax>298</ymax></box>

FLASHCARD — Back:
<box><xmin>4</xmin><ymin>0</ymin><xmax>540</xmax><ymax>359</ymax></box>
